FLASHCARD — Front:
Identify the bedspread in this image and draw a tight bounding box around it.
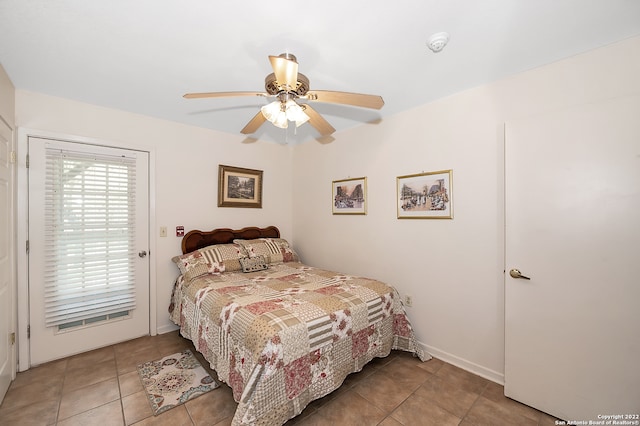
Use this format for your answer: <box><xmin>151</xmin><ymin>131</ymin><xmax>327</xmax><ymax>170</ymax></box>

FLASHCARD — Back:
<box><xmin>169</xmin><ymin>261</ymin><xmax>426</xmax><ymax>425</ymax></box>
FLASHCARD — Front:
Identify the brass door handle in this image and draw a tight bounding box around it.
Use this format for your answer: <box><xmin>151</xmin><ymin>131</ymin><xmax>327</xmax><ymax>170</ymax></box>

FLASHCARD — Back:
<box><xmin>509</xmin><ymin>269</ymin><xmax>530</xmax><ymax>280</ymax></box>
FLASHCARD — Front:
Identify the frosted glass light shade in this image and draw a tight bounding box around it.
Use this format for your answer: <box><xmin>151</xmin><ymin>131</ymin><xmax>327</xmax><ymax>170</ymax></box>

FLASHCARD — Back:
<box><xmin>261</xmin><ymin>100</ymin><xmax>310</xmax><ymax>129</ymax></box>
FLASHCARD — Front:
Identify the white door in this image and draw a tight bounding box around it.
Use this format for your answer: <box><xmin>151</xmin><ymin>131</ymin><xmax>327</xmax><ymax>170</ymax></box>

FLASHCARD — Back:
<box><xmin>0</xmin><ymin>119</ymin><xmax>15</xmax><ymax>401</ymax></box>
<box><xmin>504</xmin><ymin>95</ymin><xmax>640</xmax><ymax>420</ymax></box>
<box><xmin>28</xmin><ymin>137</ymin><xmax>150</xmax><ymax>365</ymax></box>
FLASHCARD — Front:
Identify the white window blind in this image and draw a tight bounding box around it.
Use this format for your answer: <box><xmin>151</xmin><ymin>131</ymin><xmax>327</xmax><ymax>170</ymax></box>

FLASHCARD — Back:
<box><xmin>44</xmin><ymin>148</ymin><xmax>137</xmax><ymax>327</ymax></box>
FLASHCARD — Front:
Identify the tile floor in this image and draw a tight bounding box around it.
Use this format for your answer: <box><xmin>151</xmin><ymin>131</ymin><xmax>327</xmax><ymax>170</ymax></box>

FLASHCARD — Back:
<box><xmin>0</xmin><ymin>331</ymin><xmax>560</xmax><ymax>426</ymax></box>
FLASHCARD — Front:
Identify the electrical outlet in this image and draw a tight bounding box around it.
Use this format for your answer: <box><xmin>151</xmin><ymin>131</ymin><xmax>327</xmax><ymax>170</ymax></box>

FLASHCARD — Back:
<box><xmin>404</xmin><ymin>295</ymin><xmax>413</xmax><ymax>307</ymax></box>
<box><xmin>159</xmin><ymin>226</ymin><xmax>167</xmax><ymax>237</ymax></box>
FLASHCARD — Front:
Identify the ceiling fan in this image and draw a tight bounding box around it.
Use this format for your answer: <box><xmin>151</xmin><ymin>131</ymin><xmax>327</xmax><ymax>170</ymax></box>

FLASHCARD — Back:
<box><xmin>183</xmin><ymin>53</ymin><xmax>384</xmax><ymax>136</ymax></box>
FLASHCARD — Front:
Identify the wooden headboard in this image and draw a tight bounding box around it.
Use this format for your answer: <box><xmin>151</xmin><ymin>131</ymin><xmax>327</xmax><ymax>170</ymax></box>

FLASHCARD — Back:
<box><xmin>181</xmin><ymin>226</ymin><xmax>280</xmax><ymax>254</ymax></box>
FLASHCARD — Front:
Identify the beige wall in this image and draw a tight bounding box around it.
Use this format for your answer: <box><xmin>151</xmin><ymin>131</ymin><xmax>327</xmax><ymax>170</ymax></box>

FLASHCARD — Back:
<box><xmin>292</xmin><ymin>35</ymin><xmax>640</xmax><ymax>382</ymax></box>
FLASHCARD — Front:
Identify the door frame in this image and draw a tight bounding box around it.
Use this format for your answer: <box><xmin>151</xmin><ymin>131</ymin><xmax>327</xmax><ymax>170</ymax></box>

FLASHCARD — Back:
<box><xmin>16</xmin><ymin>128</ymin><xmax>157</xmax><ymax>371</ymax></box>
<box><xmin>0</xmin><ymin>116</ymin><xmax>16</xmax><ymax>399</ymax></box>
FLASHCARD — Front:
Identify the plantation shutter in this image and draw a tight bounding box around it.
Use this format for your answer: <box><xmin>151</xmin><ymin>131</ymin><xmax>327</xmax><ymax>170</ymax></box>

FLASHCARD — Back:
<box><xmin>43</xmin><ymin>148</ymin><xmax>137</xmax><ymax>327</ymax></box>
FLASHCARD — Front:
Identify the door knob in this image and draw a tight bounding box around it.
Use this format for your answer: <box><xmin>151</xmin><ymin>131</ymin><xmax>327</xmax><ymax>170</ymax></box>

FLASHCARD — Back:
<box><xmin>509</xmin><ymin>269</ymin><xmax>530</xmax><ymax>280</ymax></box>
<box><xmin>138</xmin><ymin>250</ymin><xmax>147</xmax><ymax>258</ymax></box>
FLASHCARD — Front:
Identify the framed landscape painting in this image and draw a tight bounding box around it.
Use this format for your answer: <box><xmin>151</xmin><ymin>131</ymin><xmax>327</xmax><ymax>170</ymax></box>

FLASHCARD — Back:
<box><xmin>396</xmin><ymin>169</ymin><xmax>453</xmax><ymax>219</ymax></box>
<box><xmin>218</xmin><ymin>165</ymin><xmax>263</xmax><ymax>208</ymax></box>
<box><xmin>332</xmin><ymin>177</ymin><xmax>367</xmax><ymax>215</ymax></box>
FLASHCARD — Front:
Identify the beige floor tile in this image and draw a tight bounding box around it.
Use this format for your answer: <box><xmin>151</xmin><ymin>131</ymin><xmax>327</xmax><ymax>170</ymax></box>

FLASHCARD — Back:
<box><xmin>184</xmin><ymin>387</ymin><xmax>236</xmax><ymax>426</ymax></box>
<box><xmin>116</xmin><ymin>347</ymin><xmax>162</xmax><ymax>375</ymax></box>
<box><xmin>390</xmin><ymin>391</ymin><xmax>461</xmax><ymax>426</ymax></box>
<box><xmin>418</xmin><ymin>356</ymin><xmax>445</xmax><ymax>374</ymax></box>
<box><xmin>284</xmin><ymin>410</ymin><xmax>335</xmax><ymax>425</ymax></box>
<box><xmin>378</xmin><ymin>353</ymin><xmax>432</xmax><ymax>391</ymax></box>
<box><xmin>114</xmin><ymin>336</ymin><xmax>156</xmax><ymax>358</ymax></box>
<box><xmin>6</xmin><ymin>358</ymin><xmax>67</xmax><ymax>391</ymax></box>
<box><xmin>414</xmin><ymin>373</ymin><xmax>481</xmax><ymax>417</ymax></box>
<box><xmin>63</xmin><ymin>358</ymin><xmax>118</xmax><ymax>393</ymax></box>
<box><xmin>56</xmin><ymin>400</ymin><xmax>124</xmax><ymax>426</ymax></box>
<box><xmin>58</xmin><ymin>377</ymin><xmax>121</xmax><ymax>420</ymax></box>
<box><xmin>481</xmin><ymin>381</ymin><xmax>542</xmax><ymax>422</ymax></box>
<box><xmin>119</xmin><ymin>370</ymin><xmax>144</xmax><ymax>397</ymax></box>
<box><xmin>0</xmin><ymin>397</ymin><xmax>60</xmax><ymax>426</ymax></box>
<box><xmin>377</xmin><ymin>416</ymin><xmax>404</xmax><ymax>426</ymax></box>
<box><xmin>464</xmin><ymin>396</ymin><xmax>538</xmax><ymax>426</ymax></box>
<box><xmin>352</xmin><ymin>368</ymin><xmax>415</xmax><ymax>413</ymax></box>
<box><xmin>0</xmin><ymin>377</ymin><xmax>64</xmax><ymax>412</ymax></box>
<box><xmin>315</xmin><ymin>390</ymin><xmax>387</xmax><ymax>425</ymax></box>
<box><xmin>66</xmin><ymin>346</ymin><xmax>115</xmax><ymax>371</ymax></box>
<box><xmin>129</xmin><ymin>404</ymin><xmax>193</xmax><ymax>426</ymax></box>
<box><xmin>122</xmin><ymin>390</ymin><xmax>153</xmax><ymax>425</ymax></box>
<box><xmin>435</xmin><ymin>362</ymin><xmax>490</xmax><ymax>394</ymax></box>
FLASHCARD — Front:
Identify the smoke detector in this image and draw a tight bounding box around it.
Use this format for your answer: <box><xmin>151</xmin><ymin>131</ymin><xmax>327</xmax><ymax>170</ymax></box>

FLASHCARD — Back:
<box><xmin>427</xmin><ymin>32</ymin><xmax>450</xmax><ymax>53</ymax></box>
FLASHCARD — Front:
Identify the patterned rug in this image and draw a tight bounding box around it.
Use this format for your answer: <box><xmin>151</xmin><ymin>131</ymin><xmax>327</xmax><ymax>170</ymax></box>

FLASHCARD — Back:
<box><xmin>137</xmin><ymin>349</ymin><xmax>219</xmax><ymax>415</ymax></box>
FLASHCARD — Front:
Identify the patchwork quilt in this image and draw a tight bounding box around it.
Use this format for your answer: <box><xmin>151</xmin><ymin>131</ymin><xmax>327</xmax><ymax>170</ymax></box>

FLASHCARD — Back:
<box><xmin>170</xmin><ymin>261</ymin><xmax>426</xmax><ymax>425</ymax></box>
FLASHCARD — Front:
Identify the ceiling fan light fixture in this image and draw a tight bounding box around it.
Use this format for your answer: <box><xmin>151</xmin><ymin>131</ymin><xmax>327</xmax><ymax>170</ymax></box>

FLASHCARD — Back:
<box><xmin>285</xmin><ymin>100</ymin><xmax>310</xmax><ymax>127</ymax></box>
<box><xmin>261</xmin><ymin>99</ymin><xmax>310</xmax><ymax>129</ymax></box>
<box><xmin>260</xmin><ymin>101</ymin><xmax>282</xmax><ymax>122</ymax></box>
<box><xmin>260</xmin><ymin>101</ymin><xmax>288</xmax><ymax>129</ymax></box>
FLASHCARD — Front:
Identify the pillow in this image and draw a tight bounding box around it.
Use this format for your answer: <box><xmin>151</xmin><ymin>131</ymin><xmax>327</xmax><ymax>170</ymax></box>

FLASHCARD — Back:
<box><xmin>233</xmin><ymin>238</ymin><xmax>299</xmax><ymax>264</ymax></box>
<box><xmin>239</xmin><ymin>255</ymin><xmax>269</xmax><ymax>273</ymax></box>
<box><xmin>171</xmin><ymin>250</ymin><xmax>225</xmax><ymax>281</ymax></box>
<box><xmin>196</xmin><ymin>243</ymin><xmax>249</xmax><ymax>272</ymax></box>
<box><xmin>172</xmin><ymin>250</ymin><xmax>209</xmax><ymax>275</ymax></box>
<box><xmin>172</xmin><ymin>243</ymin><xmax>248</xmax><ymax>278</ymax></box>
<box><xmin>184</xmin><ymin>261</ymin><xmax>225</xmax><ymax>282</ymax></box>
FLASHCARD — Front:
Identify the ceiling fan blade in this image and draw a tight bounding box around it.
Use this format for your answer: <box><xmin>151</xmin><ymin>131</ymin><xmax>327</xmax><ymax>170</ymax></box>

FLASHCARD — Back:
<box><xmin>269</xmin><ymin>55</ymin><xmax>299</xmax><ymax>91</ymax></box>
<box><xmin>305</xmin><ymin>90</ymin><xmax>384</xmax><ymax>110</ymax></box>
<box><xmin>240</xmin><ymin>111</ymin><xmax>267</xmax><ymax>134</ymax></box>
<box><xmin>183</xmin><ymin>91</ymin><xmax>267</xmax><ymax>99</ymax></box>
<box><xmin>303</xmin><ymin>105</ymin><xmax>336</xmax><ymax>136</ymax></box>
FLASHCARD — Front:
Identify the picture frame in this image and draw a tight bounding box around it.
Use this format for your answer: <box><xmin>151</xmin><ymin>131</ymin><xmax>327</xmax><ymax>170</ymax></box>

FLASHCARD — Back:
<box><xmin>396</xmin><ymin>169</ymin><xmax>453</xmax><ymax>219</ymax></box>
<box><xmin>218</xmin><ymin>164</ymin><xmax>263</xmax><ymax>208</ymax></box>
<box><xmin>332</xmin><ymin>177</ymin><xmax>367</xmax><ymax>215</ymax></box>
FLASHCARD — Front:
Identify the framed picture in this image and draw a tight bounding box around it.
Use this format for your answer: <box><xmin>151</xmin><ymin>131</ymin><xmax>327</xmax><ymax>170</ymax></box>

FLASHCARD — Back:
<box><xmin>218</xmin><ymin>165</ymin><xmax>263</xmax><ymax>208</ymax></box>
<box><xmin>397</xmin><ymin>169</ymin><xmax>453</xmax><ymax>219</ymax></box>
<box><xmin>332</xmin><ymin>177</ymin><xmax>367</xmax><ymax>215</ymax></box>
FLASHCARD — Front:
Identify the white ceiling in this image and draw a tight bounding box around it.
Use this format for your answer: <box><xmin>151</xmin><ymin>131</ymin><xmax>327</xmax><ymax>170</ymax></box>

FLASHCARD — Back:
<box><xmin>1</xmin><ymin>0</ymin><xmax>639</xmax><ymax>144</ymax></box>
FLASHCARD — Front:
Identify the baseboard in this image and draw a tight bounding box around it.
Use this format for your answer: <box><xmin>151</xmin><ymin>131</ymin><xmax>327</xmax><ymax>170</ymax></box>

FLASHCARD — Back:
<box><xmin>419</xmin><ymin>341</ymin><xmax>505</xmax><ymax>385</ymax></box>
<box><xmin>156</xmin><ymin>323</ymin><xmax>179</xmax><ymax>335</ymax></box>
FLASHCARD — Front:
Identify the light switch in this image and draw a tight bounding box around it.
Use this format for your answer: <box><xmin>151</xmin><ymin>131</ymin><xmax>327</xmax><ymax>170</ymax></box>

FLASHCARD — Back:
<box><xmin>159</xmin><ymin>226</ymin><xmax>167</xmax><ymax>237</ymax></box>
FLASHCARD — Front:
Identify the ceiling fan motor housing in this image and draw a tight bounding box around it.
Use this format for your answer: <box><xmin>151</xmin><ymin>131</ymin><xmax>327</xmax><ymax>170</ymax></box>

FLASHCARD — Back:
<box><xmin>265</xmin><ymin>72</ymin><xmax>309</xmax><ymax>96</ymax></box>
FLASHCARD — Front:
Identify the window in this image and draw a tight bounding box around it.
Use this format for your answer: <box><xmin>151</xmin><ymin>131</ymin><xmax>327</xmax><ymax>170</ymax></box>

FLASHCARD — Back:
<box><xmin>44</xmin><ymin>148</ymin><xmax>137</xmax><ymax>328</ymax></box>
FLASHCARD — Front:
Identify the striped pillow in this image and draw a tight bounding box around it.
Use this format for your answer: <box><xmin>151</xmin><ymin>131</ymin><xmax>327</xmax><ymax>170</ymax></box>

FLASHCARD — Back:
<box><xmin>233</xmin><ymin>238</ymin><xmax>299</xmax><ymax>264</ymax></box>
<box><xmin>198</xmin><ymin>243</ymin><xmax>248</xmax><ymax>272</ymax></box>
<box><xmin>172</xmin><ymin>243</ymin><xmax>249</xmax><ymax>277</ymax></box>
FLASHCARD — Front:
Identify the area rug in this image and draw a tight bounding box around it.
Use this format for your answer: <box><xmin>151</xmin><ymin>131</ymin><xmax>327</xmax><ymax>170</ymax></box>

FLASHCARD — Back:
<box><xmin>137</xmin><ymin>349</ymin><xmax>219</xmax><ymax>415</ymax></box>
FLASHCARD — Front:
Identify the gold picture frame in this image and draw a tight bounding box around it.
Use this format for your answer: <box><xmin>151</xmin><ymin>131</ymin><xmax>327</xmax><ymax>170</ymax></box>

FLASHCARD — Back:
<box><xmin>332</xmin><ymin>177</ymin><xmax>367</xmax><ymax>215</ymax></box>
<box><xmin>218</xmin><ymin>165</ymin><xmax>263</xmax><ymax>208</ymax></box>
<box><xmin>397</xmin><ymin>169</ymin><xmax>453</xmax><ymax>219</ymax></box>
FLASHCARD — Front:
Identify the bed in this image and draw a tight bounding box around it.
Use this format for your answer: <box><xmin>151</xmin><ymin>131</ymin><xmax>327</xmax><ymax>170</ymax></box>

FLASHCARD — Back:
<box><xmin>169</xmin><ymin>226</ymin><xmax>427</xmax><ymax>425</ymax></box>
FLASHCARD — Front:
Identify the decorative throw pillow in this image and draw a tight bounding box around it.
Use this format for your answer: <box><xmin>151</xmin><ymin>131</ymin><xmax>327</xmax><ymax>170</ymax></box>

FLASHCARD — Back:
<box><xmin>239</xmin><ymin>255</ymin><xmax>268</xmax><ymax>273</ymax></box>
<box><xmin>172</xmin><ymin>251</ymin><xmax>226</xmax><ymax>281</ymax></box>
<box><xmin>172</xmin><ymin>251</ymin><xmax>209</xmax><ymax>275</ymax></box>
<box><xmin>184</xmin><ymin>261</ymin><xmax>225</xmax><ymax>282</ymax></box>
<box><xmin>233</xmin><ymin>238</ymin><xmax>300</xmax><ymax>264</ymax></box>
<box><xmin>198</xmin><ymin>243</ymin><xmax>249</xmax><ymax>272</ymax></box>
